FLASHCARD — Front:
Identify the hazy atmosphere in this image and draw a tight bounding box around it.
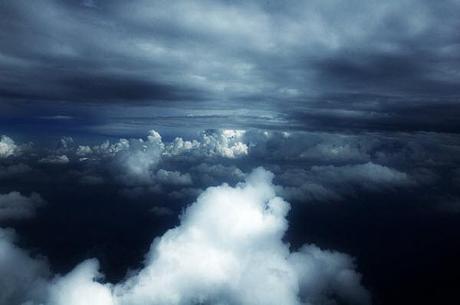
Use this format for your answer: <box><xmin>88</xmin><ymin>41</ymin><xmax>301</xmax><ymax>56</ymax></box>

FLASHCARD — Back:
<box><xmin>1</xmin><ymin>1</ymin><xmax>460</xmax><ymax>305</ymax></box>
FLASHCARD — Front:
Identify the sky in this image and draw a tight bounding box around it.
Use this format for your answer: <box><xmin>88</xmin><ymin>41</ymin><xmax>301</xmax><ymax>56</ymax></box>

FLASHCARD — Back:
<box><xmin>1</xmin><ymin>1</ymin><xmax>460</xmax><ymax>305</ymax></box>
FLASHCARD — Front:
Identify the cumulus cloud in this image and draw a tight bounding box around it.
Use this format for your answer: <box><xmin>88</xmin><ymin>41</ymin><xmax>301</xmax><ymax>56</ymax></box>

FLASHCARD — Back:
<box><xmin>164</xmin><ymin>129</ymin><xmax>248</xmax><ymax>159</ymax></box>
<box><xmin>197</xmin><ymin>129</ymin><xmax>248</xmax><ymax>158</ymax></box>
<box><xmin>50</xmin><ymin>129</ymin><xmax>248</xmax><ymax>187</ymax></box>
<box><xmin>47</xmin><ymin>259</ymin><xmax>114</xmax><ymax>305</ymax></box>
<box><xmin>29</xmin><ymin>130</ymin><xmax>460</xmax><ymax>176</ymax></box>
<box><xmin>69</xmin><ymin>129</ymin><xmax>248</xmax><ymax>161</ymax></box>
<box><xmin>113</xmin><ymin>131</ymin><xmax>164</xmax><ymax>185</ymax></box>
<box><xmin>39</xmin><ymin>155</ymin><xmax>70</xmax><ymax>165</ymax></box>
<box><xmin>76</xmin><ymin>145</ymin><xmax>92</xmax><ymax>156</ymax></box>
<box><xmin>0</xmin><ymin>192</ymin><xmax>45</xmax><ymax>221</ymax></box>
<box><xmin>0</xmin><ymin>168</ymin><xmax>371</xmax><ymax>305</ymax></box>
<box><xmin>34</xmin><ymin>168</ymin><xmax>368</xmax><ymax>305</ymax></box>
<box><xmin>2</xmin><ymin>129</ymin><xmax>433</xmax><ymax>203</ymax></box>
<box><xmin>0</xmin><ymin>135</ymin><xmax>18</xmax><ymax>158</ymax></box>
<box><xmin>0</xmin><ymin>129</ymin><xmax>438</xmax><ymax>206</ymax></box>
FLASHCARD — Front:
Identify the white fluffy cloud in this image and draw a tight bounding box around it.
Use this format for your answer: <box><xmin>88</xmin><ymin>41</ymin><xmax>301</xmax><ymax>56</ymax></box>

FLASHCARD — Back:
<box><xmin>64</xmin><ymin>129</ymin><xmax>248</xmax><ymax>186</ymax></box>
<box><xmin>164</xmin><ymin>129</ymin><xmax>248</xmax><ymax>159</ymax></box>
<box><xmin>39</xmin><ymin>168</ymin><xmax>369</xmax><ymax>305</ymax></box>
<box><xmin>0</xmin><ymin>168</ymin><xmax>371</xmax><ymax>305</ymax></box>
<box><xmin>0</xmin><ymin>192</ymin><xmax>45</xmax><ymax>221</ymax></box>
<box><xmin>47</xmin><ymin>259</ymin><xmax>114</xmax><ymax>305</ymax></box>
<box><xmin>39</xmin><ymin>155</ymin><xmax>70</xmax><ymax>165</ymax></box>
<box><xmin>114</xmin><ymin>131</ymin><xmax>164</xmax><ymax>185</ymax></box>
<box><xmin>73</xmin><ymin>129</ymin><xmax>247</xmax><ymax>162</ymax></box>
<box><xmin>0</xmin><ymin>135</ymin><xmax>18</xmax><ymax>158</ymax></box>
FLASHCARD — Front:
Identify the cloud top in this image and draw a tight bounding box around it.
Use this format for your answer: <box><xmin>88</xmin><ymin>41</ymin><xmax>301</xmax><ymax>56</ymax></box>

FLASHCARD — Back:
<box><xmin>41</xmin><ymin>168</ymin><xmax>369</xmax><ymax>305</ymax></box>
<box><xmin>0</xmin><ymin>168</ymin><xmax>370</xmax><ymax>305</ymax></box>
<box><xmin>0</xmin><ymin>135</ymin><xmax>18</xmax><ymax>158</ymax></box>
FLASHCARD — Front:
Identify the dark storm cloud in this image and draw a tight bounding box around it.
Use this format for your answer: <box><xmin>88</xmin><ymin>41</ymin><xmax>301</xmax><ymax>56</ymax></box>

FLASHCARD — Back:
<box><xmin>291</xmin><ymin>96</ymin><xmax>460</xmax><ymax>133</ymax></box>
<box><xmin>1</xmin><ymin>0</ymin><xmax>460</xmax><ymax>133</ymax></box>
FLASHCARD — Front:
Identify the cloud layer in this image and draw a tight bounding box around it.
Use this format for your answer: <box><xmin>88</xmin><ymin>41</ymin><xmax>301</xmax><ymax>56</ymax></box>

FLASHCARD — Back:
<box><xmin>1</xmin><ymin>129</ymin><xmax>453</xmax><ymax>205</ymax></box>
<box><xmin>0</xmin><ymin>135</ymin><xmax>18</xmax><ymax>158</ymax></box>
<box><xmin>0</xmin><ymin>192</ymin><xmax>45</xmax><ymax>221</ymax></box>
<box><xmin>0</xmin><ymin>168</ymin><xmax>369</xmax><ymax>305</ymax></box>
<box><xmin>0</xmin><ymin>127</ymin><xmax>459</xmax><ymax>305</ymax></box>
<box><xmin>1</xmin><ymin>0</ymin><xmax>460</xmax><ymax>133</ymax></box>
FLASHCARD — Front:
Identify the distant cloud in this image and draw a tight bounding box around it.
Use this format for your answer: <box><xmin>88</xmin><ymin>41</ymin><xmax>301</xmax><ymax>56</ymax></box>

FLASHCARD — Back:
<box><xmin>164</xmin><ymin>129</ymin><xmax>248</xmax><ymax>159</ymax></box>
<box><xmin>59</xmin><ymin>129</ymin><xmax>248</xmax><ymax>186</ymax></box>
<box><xmin>279</xmin><ymin>162</ymin><xmax>414</xmax><ymax>201</ymax></box>
<box><xmin>0</xmin><ymin>135</ymin><xmax>18</xmax><ymax>158</ymax></box>
<box><xmin>310</xmin><ymin>162</ymin><xmax>414</xmax><ymax>189</ymax></box>
<box><xmin>39</xmin><ymin>155</ymin><xmax>70</xmax><ymax>165</ymax></box>
<box><xmin>0</xmin><ymin>164</ymin><xmax>31</xmax><ymax>179</ymax></box>
<box><xmin>0</xmin><ymin>192</ymin><xmax>45</xmax><ymax>221</ymax></box>
<box><xmin>1</xmin><ymin>129</ymin><xmax>446</xmax><ymax>202</ymax></box>
<box><xmin>39</xmin><ymin>115</ymin><xmax>73</xmax><ymax>120</ymax></box>
<box><xmin>155</xmin><ymin>169</ymin><xmax>192</xmax><ymax>186</ymax></box>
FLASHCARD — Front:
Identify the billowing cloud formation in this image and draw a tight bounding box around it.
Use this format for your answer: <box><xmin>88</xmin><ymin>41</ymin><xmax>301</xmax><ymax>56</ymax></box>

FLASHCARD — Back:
<box><xmin>0</xmin><ymin>192</ymin><xmax>45</xmax><ymax>221</ymax></box>
<box><xmin>19</xmin><ymin>129</ymin><xmax>460</xmax><ymax>170</ymax></box>
<box><xmin>117</xmin><ymin>168</ymin><xmax>369</xmax><ymax>305</ymax></box>
<box><xmin>0</xmin><ymin>130</ymin><xmax>437</xmax><ymax>203</ymax></box>
<box><xmin>0</xmin><ymin>135</ymin><xmax>18</xmax><ymax>158</ymax></box>
<box><xmin>171</xmin><ymin>129</ymin><xmax>248</xmax><ymax>159</ymax></box>
<box><xmin>0</xmin><ymin>168</ymin><xmax>369</xmax><ymax>305</ymax></box>
<box><xmin>70</xmin><ymin>129</ymin><xmax>247</xmax><ymax>186</ymax></box>
<box><xmin>0</xmin><ymin>228</ymin><xmax>49</xmax><ymax>305</ymax></box>
<box><xmin>114</xmin><ymin>131</ymin><xmax>164</xmax><ymax>185</ymax></box>
<box><xmin>47</xmin><ymin>259</ymin><xmax>114</xmax><ymax>305</ymax></box>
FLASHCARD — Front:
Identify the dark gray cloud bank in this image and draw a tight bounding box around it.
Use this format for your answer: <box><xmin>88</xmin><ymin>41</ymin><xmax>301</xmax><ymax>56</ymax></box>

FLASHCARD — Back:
<box><xmin>1</xmin><ymin>0</ymin><xmax>460</xmax><ymax>134</ymax></box>
<box><xmin>1</xmin><ymin>1</ymin><xmax>460</xmax><ymax>305</ymax></box>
